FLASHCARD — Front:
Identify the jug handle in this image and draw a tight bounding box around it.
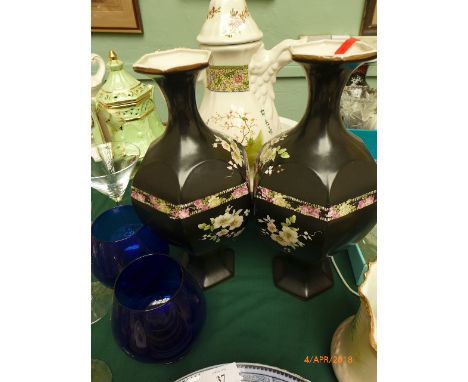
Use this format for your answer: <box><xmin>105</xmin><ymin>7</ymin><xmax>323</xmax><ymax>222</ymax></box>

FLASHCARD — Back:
<box><xmin>249</xmin><ymin>38</ymin><xmax>306</xmax><ymax>128</ymax></box>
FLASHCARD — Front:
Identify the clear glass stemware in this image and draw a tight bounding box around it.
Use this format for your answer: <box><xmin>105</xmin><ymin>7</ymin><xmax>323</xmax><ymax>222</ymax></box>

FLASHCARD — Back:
<box><xmin>91</xmin><ymin>142</ymin><xmax>140</xmax><ymax>204</ymax></box>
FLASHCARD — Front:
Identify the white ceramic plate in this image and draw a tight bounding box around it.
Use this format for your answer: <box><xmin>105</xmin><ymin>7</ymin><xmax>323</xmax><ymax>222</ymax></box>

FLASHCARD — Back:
<box><xmin>175</xmin><ymin>362</ymin><xmax>310</xmax><ymax>382</ymax></box>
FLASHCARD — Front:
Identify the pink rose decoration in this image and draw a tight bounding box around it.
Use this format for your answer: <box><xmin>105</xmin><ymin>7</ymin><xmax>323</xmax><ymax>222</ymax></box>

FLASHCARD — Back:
<box><xmin>132</xmin><ymin>191</ymin><xmax>145</xmax><ymax>203</ymax></box>
<box><xmin>259</xmin><ymin>187</ymin><xmax>272</xmax><ymax>201</ymax></box>
<box><xmin>234</xmin><ymin>74</ymin><xmax>243</xmax><ymax>84</ymax></box>
<box><xmin>194</xmin><ymin>199</ymin><xmax>209</xmax><ymax>211</ymax></box>
<box><xmin>300</xmin><ymin>205</ymin><xmax>320</xmax><ymax>218</ymax></box>
<box><xmin>358</xmin><ymin>195</ymin><xmax>375</xmax><ymax>209</ymax></box>
<box><xmin>232</xmin><ymin>184</ymin><xmax>248</xmax><ymax>198</ymax></box>
<box><xmin>327</xmin><ymin>208</ymin><xmax>340</xmax><ymax>220</ymax></box>
<box><xmin>149</xmin><ymin>195</ymin><xmax>159</xmax><ymax>207</ymax></box>
<box><xmin>178</xmin><ymin>209</ymin><xmax>190</xmax><ymax>219</ymax></box>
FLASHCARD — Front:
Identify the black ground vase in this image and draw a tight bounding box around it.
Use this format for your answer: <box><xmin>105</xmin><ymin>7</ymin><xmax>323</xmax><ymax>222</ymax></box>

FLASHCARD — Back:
<box><xmin>253</xmin><ymin>40</ymin><xmax>377</xmax><ymax>300</ymax></box>
<box><xmin>131</xmin><ymin>49</ymin><xmax>251</xmax><ymax>289</ymax></box>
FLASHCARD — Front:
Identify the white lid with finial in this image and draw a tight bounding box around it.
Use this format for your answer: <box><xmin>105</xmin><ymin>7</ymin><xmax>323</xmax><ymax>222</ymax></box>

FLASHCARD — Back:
<box><xmin>197</xmin><ymin>0</ymin><xmax>263</xmax><ymax>46</ymax></box>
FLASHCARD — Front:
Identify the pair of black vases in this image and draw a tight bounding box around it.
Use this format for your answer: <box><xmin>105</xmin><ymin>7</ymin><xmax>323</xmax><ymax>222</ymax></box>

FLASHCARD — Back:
<box><xmin>131</xmin><ymin>40</ymin><xmax>377</xmax><ymax>300</ymax></box>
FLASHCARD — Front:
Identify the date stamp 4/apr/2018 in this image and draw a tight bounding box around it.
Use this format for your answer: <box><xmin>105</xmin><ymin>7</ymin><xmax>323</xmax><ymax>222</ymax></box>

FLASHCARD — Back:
<box><xmin>304</xmin><ymin>355</ymin><xmax>353</xmax><ymax>365</ymax></box>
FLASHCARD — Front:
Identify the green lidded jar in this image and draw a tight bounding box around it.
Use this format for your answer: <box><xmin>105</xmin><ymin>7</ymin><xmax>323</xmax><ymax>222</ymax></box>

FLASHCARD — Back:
<box><xmin>95</xmin><ymin>50</ymin><xmax>165</xmax><ymax>157</ymax></box>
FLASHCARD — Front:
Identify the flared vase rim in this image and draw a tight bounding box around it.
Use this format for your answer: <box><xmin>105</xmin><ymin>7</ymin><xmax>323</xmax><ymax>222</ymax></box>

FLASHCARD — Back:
<box><xmin>113</xmin><ymin>253</ymin><xmax>187</xmax><ymax>313</ymax></box>
<box><xmin>290</xmin><ymin>39</ymin><xmax>377</xmax><ymax>64</ymax></box>
<box><xmin>133</xmin><ymin>48</ymin><xmax>211</xmax><ymax>75</ymax></box>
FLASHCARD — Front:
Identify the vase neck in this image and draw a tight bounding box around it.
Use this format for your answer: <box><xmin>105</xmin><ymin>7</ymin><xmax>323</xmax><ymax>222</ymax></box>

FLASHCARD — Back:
<box><xmin>302</xmin><ymin>62</ymin><xmax>360</xmax><ymax>129</ymax></box>
<box><xmin>155</xmin><ymin>71</ymin><xmax>204</xmax><ymax>136</ymax></box>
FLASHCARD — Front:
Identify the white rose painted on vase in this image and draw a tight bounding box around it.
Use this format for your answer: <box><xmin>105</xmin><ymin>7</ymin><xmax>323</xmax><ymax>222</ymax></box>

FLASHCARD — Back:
<box><xmin>213</xmin><ymin>212</ymin><xmax>234</xmax><ymax>229</ymax></box>
<box><xmin>198</xmin><ymin>206</ymin><xmax>250</xmax><ymax>242</ymax></box>
<box><xmin>258</xmin><ymin>215</ymin><xmax>321</xmax><ymax>253</ymax></box>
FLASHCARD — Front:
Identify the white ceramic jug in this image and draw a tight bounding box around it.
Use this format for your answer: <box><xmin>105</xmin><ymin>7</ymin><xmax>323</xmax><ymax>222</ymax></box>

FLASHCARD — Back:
<box><xmin>197</xmin><ymin>0</ymin><xmax>304</xmax><ymax>165</ymax></box>
<box><xmin>331</xmin><ymin>262</ymin><xmax>377</xmax><ymax>382</ymax></box>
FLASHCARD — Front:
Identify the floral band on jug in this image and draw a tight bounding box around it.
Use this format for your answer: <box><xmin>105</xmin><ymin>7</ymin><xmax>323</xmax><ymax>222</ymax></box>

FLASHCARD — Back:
<box><xmin>207</xmin><ymin>65</ymin><xmax>250</xmax><ymax>92</ymax></box>
<box><xmin>131</xmin><ymin>182</ymin><xmax>250</xmax><ymax>220</ymax></box>
<box><xmin>255</xmin><ymin>187</ymin><xmax>377</xmax><ymax>222</ymax></box>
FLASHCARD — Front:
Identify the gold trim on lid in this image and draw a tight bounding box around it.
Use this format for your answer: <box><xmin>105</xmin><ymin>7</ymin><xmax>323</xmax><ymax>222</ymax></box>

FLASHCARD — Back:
<box><xmin>97</xmin><ymin>90</ymin><xmax>151</xmax><ymax>109</ymax></box>
<box><xmin>109</xmin><ymin>50</ymin><xmax>118</xmax><ymax>60</ymax></box>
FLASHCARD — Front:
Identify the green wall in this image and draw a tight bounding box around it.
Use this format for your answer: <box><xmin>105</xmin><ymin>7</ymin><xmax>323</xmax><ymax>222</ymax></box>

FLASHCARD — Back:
<box><xmin>92</xmin><ymin>0</ymin><xmax>376</xmax><ymax>122</ymax></box>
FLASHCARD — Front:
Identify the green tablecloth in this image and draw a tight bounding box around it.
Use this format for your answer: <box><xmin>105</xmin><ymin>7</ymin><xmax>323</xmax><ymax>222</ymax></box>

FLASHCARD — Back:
<box><xmin>91</xmin><ymin>188</ymin><xmax>360</xmax><ymax>382</ymax></box>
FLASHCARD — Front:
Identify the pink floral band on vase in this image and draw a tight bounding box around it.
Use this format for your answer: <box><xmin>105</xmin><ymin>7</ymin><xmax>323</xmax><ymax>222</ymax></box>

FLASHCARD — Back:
<box><xmin>255</xmin><ymin>186</ymin><xmax>377</xmax><ymax>222</ymax></box>
<box><xmin>207</xmin><ymin>65</ymin><xmax>250</xmax><ymax>92</ymax></box>
<box><xmin>131</xmin><ymin>182</ymin><xmax>250</xmax><ymax>220</ymax></box>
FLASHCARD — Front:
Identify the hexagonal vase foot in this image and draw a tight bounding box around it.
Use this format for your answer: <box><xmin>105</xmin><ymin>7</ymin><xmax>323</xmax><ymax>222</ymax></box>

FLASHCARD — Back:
<box><xmin>182</xmin><ymin>247</ymin><xmax>235</xmax><ymax>289</ymax></box>
<box><xmin>272</xmin><ymin>256</ymin><xmax>333</xmax><ymax>300</ymax></box>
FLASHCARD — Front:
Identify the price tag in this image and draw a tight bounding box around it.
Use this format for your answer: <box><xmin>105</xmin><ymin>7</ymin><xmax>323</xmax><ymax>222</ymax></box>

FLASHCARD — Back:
<box><xmin>179</xmin><ymin>363</ymin><xmax>241</xmax><ymax>382</ymax></box>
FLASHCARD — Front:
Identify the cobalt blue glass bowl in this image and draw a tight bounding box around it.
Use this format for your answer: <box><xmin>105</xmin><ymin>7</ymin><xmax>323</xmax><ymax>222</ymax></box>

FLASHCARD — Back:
<box><xmin>91</xmin><ymin>205</ymin><xmax>169</xmax><ymax>288</ymax></box>
<box><xmin>111</xmin><ymin>254</ymin><xmax>206</xmax><ymax>363</ymax></box>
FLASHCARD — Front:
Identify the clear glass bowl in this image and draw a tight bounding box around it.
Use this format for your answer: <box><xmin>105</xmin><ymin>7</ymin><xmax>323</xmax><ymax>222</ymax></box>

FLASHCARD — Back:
<box><xmin>341</xmin><ymin>86</ymin><xmax>377</xmax><ymax>131</ymax></box>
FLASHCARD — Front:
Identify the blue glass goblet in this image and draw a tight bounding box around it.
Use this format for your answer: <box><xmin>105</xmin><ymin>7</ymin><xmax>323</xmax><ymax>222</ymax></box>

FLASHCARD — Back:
<box><xmin>111</xmin><ymin>254</ymin><xmax>206</xmax><ymax>363</ymax></box>
<box><xmin>91</xmin><ymin>205</ymin><xmax>169</xmax><ymax>289</ymax></box>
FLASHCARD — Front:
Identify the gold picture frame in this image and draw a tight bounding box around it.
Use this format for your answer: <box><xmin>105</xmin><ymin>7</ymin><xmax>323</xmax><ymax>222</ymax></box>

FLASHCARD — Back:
<box><xmin>360</xmin><ymin>0</ymin><xmax>377</xmax><ymax>36</ymax></box>
<box><xmin>92</xmin><ymin>0</ymin><xmax>143</xmax><ymax>34</ymax></box>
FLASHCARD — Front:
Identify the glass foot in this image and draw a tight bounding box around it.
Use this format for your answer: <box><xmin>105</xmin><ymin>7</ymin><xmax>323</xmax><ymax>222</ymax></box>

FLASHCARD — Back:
<box><xmin>92</xmin><ymin>359</ymin><xmax>112</xmax><ymax>382</ymax></box>
<box><xmin>91</xmin><ymin>281</ymin><xmax>113</xmax><ymax>324</ymax></box>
